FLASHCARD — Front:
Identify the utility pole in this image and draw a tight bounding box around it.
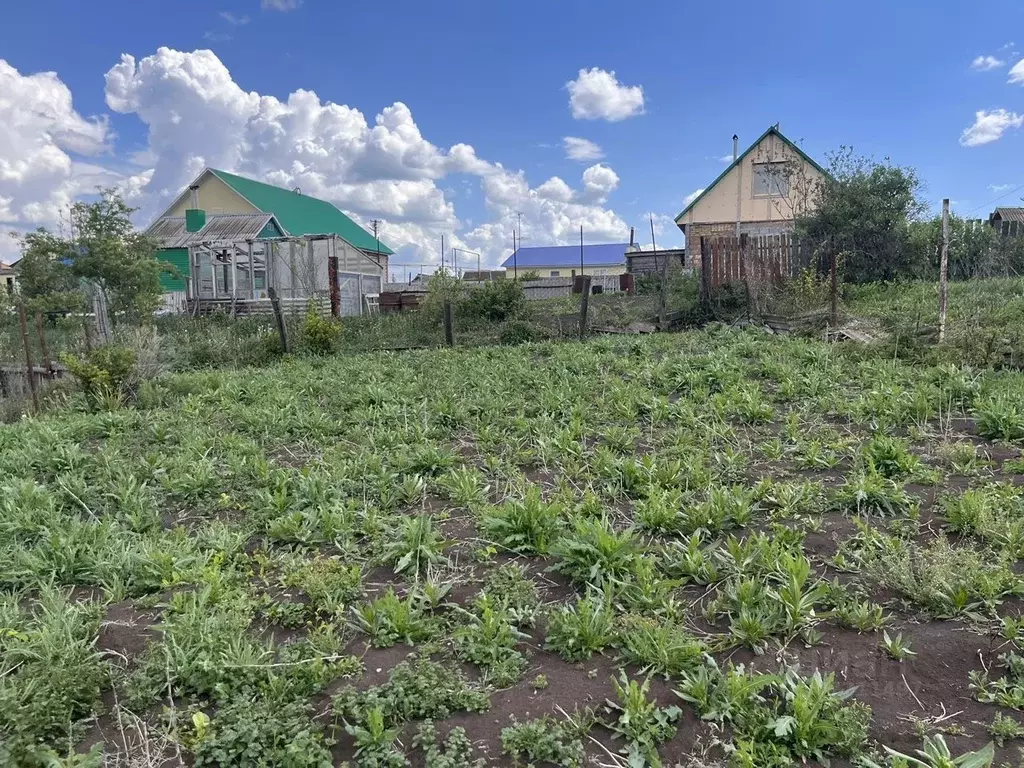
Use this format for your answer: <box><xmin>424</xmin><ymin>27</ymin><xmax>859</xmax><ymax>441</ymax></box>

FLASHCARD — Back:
<box><xmin>652</xmin><ymin>214</ymin><xmax>666</xmax><ymax>327</ymax></box>
<box><xmin>579</xmin><ymin>225</ymin><xmax>584</xmax><ymax>275</ymax></box>
<box><xmin>516</xmin><ymin>212</ymin><xmax>524</xmax><ymax>249</ymax></box>
<box><xmin>513</xmin><ymin>231</ymin><xmax>518</xmax><ymax>279</ymax></box>
<box><xmin>371</xmin><ymin>219</ymin><xmax>382</xmax><ymax>264</ymax></box>
<box><xmin>440</xmin><ymin>234</ymin><xmax>445</xmax><ymax>273</ymax></box>
<box><xmin>939</xmin><ymin>198</ymin><xmax>950</xmax><ymax>343</ymax></box>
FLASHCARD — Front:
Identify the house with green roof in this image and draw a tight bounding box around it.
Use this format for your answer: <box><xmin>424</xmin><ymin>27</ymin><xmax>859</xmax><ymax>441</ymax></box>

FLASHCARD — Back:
<box><xmin>147</xmin><ymin>169</ymin><xmax>393</xmax><ymax>315</ymax></box>
<box><xmin>674</xmin><ymin>125</ymin><xmax>827</xmax><ymax>262</ymax></box>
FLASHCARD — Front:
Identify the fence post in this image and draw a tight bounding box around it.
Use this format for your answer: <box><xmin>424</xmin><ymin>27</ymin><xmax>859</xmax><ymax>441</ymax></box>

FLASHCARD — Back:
<box><xmin>578</xmin><ymin>276</ymin><xmax>592</xmax><ymax>339</ymax></box>
<box><xmin>829</xmin><ymin>251</ymin><xmax>838</xmax><ymax>327</ymax></box>
<box><xmin>443</xmin><ymin>300</ymin><xmax>455</xmax><ymax>346</ymax></box>
<box><xmin>18</xmin><ymin>302</ymin><xmax>39</xmax><ymax>413</ymax></box>
<box><xmin>34</xmin><ymin>313</ymin><xmax>53</xmax><ymax>376</ymax></box>
<box><xmin>939</xmin><ymin>198</ymin><xmax>950</xmax><ymax>343</ymax></box>
<box><xmin>699</xmin><ymin>236</ymin><xmax>712</xmax><ymax>316</ymax></box>
<box><xmin>267</xmin><ymin>287</ymin><xmax>291</xmax><ymax>354</ymax></box>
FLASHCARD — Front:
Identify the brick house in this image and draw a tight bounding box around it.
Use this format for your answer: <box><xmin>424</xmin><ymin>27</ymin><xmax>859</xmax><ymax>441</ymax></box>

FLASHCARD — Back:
<box><xmin>674</xmin><ymin>125</ymin><xmax>827</xmax><ymax>264</ymax></box>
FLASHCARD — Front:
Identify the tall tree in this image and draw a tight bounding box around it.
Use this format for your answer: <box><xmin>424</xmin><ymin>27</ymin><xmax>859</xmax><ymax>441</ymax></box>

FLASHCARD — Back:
<box><xmin>14</xmin><ymin>190</ymin><xmax>166</xmax><ymax>321</ymax></box>
<box><xmin>796</xmin><ymin>149</ymin><xmax>927</xmax><ymax>283</ymax></box>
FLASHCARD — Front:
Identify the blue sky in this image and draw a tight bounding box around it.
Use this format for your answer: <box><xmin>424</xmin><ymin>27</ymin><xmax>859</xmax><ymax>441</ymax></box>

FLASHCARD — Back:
<box><xmin>1</xmin><ymin>0</ymin><xmax>1022</xmax><ymax>269</ymax></box>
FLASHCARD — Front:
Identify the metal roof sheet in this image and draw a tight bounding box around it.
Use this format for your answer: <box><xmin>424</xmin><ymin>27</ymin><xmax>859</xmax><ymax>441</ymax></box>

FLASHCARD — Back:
<box><xmin>994</xmin><ymin>207</ymin><xmax>1024</xmax><ymax>223</ymax></box>
<box><xmin>210</xmin><ymin>169</ymin><xmax>394</xmax><ymax>256</ymax></box>
<box><xmin>148</xmin><ymin>213</ymin><xmax>279</xmax><ymax>248</ymax></box>
<box><xmin>500</xmin><ymin>242</ymin><xmax>629</xmax><ymax>269</ymax></box>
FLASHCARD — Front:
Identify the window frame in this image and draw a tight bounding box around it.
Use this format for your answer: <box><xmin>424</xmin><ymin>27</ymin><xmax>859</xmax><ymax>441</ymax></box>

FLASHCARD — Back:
<box><xmin>752</xmin><ymin>162</ymin><xmax>791</xmax><ymax>199</ymax></box>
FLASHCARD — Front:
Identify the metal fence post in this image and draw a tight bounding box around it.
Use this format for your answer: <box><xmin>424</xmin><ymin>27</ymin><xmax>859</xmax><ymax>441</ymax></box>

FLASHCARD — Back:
<box><xmin>18</xmin><ymin>302</ymin><xmax>39</xmax><ymax>413</ymax></box>
<box><xmin>443</xmin><ymin>300</ymin><xmax>455</xmax><ymax>346</ymax></box>
<box><xmin>578</xmin><ymin>276</ymin><xmax>592</xmax><ymax>339</ymax></box>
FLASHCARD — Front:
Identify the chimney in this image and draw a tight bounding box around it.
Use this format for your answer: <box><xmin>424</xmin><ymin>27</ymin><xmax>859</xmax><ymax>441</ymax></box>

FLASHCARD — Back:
<box><xmin>629</xmin><ymin>227</ymin><xmax>635</xmax><ymax>247</ymax></box>
<box><xmin>733</xmin><ymin>134</ymin><xmax>739</xmax><ymax>161</ymax></box>
<box><xmin>185</xmin><ymin>184</ymin><xmax>206</xmax><ymax>233</ymax></box>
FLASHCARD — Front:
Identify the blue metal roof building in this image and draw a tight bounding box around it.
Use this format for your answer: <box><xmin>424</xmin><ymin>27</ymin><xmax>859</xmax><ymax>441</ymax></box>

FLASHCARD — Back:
<box><xmin>500</xmin><ymin>242</ymin><xmax>630</xmax><ymax>270</ymax></box>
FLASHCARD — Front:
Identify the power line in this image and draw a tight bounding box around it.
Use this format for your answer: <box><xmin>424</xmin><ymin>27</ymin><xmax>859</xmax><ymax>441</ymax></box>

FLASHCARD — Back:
<box><xmin>963</xmin><ymin>183</ymin><xmax>1024</xmax><ymax>215</ymax></box>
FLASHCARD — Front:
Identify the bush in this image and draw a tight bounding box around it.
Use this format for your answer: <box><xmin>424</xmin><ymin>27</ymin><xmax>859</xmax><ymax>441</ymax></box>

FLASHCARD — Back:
<box><xmin>301</xmin><ymin>305</ymin><xmax>341</xmax><ymax>356</ymax></box>
<box><xmin>461</xmin><ymin>280</ymin><xmax>525</xmax><ymax>322</ymax></box>
<box><xmin>60</xmin><ymin>343</ymin><xmax>138</xmax><ymax>408</ymax></box>
<box><xmin>500</xmin><ymin>319</ymin><xmax>536</xmax><ymax>345</ymax></box>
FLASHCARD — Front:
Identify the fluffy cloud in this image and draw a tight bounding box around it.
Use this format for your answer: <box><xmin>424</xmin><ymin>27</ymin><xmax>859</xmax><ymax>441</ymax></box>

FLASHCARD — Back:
<box><xmin>100</xmin><ymin>47</ymin><xmax>629</xmax><ymax>267</ymax></box>
<box><xmin>535</xmin><ymin>177</ymin><xmax>574</xmax><ymax>203</ymax></box>
<box><xmin>971</xmin><ymin>55</ymin><xmax>1005</xmax><ymax>71</ymax></box>
<box><xmin>683</xmin><ymin>188</ymin><xmax>705</xmax><ymax>206</ymax></box>
<box><xmin>1010</xmin><ymin>59</ymin><xmax>1024</xmax><ymax>84</ymax></box>
<box><xmin>262</xmin><ymin>0</ymin><xmax>302</xmax><ymax>10</ymax></box>
<box><xmin>563</xmin><ymin>136</ymin><xmax>604</xmax><ymax>162</ymax></box>
<box><xmin>581</xmin><ymin>164</ymin><xmax>619</xmax><ymax>203</ymax></box>
<box><xmin>960</xmin><ymin>109</ymin><xmax>1024</xmax><ymax>146</ymax></box>
<box><xmin>0</xmin><ymin>58</ymin><xmax>114</xmax><ymax>257</ymax></box>
<box><xmin>567</xmin><ymin>68</ymin><xmax>644</xmax><ymax>121</ymax></box>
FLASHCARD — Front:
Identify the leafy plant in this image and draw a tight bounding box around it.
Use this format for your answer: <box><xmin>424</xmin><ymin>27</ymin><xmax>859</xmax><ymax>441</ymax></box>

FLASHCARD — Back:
<box><xmin>481</xmin><ymin>485</ymin><xmax>563</xmax><ymax>554</ymax></box>
<box><xmin>604</xmin><ymin>672</ymin><xmax>681</xmax><ymax>767</ymax></box>
<box><xmin>881</xmin><ymin>631</ymin><xmax>916</xmax><ymax>661</ymax></box>
<box><xmin>383</xmin><ymin>513</ymin><xmax>450</xmax><ymax>575</ymax></box>
<box><xmin>501</xmin><ymin>710</ymin><xmax>595</xmax><ymax>768</ymax></box>
<box><xmin>859</xmin><ymin>734</ymin><xmax>995</xmax><ymax>767</ymax></box>
<box><xmin>549</xmin><ymin>516</ymin><xmax>641</xmax><ymax>588</ymax></box>
<box><xmin>545</xmin><ymin>593</ymin><xmax>615</xmax><ymax>662</ymax></box>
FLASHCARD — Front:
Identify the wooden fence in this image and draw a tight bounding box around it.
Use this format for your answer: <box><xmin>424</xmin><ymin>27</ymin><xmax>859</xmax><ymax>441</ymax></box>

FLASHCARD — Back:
<box><xmin>703</xmin><ymin>234</ymin><xmax>824</xmax><ymax>287</ymax></box>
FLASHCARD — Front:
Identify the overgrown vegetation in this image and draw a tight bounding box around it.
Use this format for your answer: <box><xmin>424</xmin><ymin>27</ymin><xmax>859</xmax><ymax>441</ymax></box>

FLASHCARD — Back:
<box><xmin>2</xmin><ymin>326</ymin><xmax>1023</xmax><ymax>764</ymax></box>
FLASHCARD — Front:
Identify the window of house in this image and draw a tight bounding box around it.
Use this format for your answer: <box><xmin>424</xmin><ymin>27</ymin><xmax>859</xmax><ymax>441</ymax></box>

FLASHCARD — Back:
<box><xmin>550</xmin><ymin>270</ymin><xmax>560</xmax><ymax>277</ymax></box>
<box><xmin>752</xmin><ymin>162</ymin><xmax>790</xmax><ymax>198</ymax></box>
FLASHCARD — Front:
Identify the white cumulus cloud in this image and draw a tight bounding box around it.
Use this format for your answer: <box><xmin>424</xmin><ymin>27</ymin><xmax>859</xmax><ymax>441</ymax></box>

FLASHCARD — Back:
<box><xmin>960</xmin><ymin>109</ymin><xmax>1024</xmax><ymax>146</ymax></box>
<box><xmin>1010</xmin><ymin>58</ymin><xmax>1024</xmax><ymax>84</ymax></box>
<box><xmin>971</xmin><ymin>55</ymin><xmax>1005</xmax><ymax>71</ymax></box>
<box><xmin>581</xmin><ymin>164</ymin><xmax>619</xmax><ymax>203</ymax></box>
<box><xmin>0</xmin><ymin>58</ymin><xmax>115</xmax><ymax>257</ymax></box>
<box><xmin>563</xmin><ymin>136</ymin><xmax>604</xmax><ymax>162</ymax></box>
<box><xmin>566</xmin><ymin>68</ymin><xmax>644</xmax><ymax>121</ymax></box>
<box><xmin>99</xmin><ymin>47</ymin><xmax>630</xmax><ymax>268</ymax></box>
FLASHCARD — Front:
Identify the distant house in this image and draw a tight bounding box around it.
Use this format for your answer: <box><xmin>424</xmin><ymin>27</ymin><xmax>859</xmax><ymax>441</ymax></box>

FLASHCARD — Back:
<box><xmin>500</xmin><ymin>243</ymin><xmax>630</xmax><ymax>278</ymax></box>
<box><xmin>990</xmin><ymin>207</ymin><xmax>1024</xmax><ymax>237</ymax></box>
<box><xmin>626</xmin><ymin>248</ymin><xmax>687</xmax><ymax>276</ymax></box>
<box><xmin>147</xmin><ymin>169</ymin><xmax>392</xmax><ymax>315</ymax></box>
<box><xmin>674</xmin><ymin>125</ymin><xmax>827</xmax><ymax>259</ymax></box>
<box><xmin>0</xmin><ymin>261</ymin><xmax>16</xmax><ymax>294</ymax></box>
<box><xmin>462</xmin><ymin>269</ymin><xmax>506</xmax><ymax>281</ymax></box>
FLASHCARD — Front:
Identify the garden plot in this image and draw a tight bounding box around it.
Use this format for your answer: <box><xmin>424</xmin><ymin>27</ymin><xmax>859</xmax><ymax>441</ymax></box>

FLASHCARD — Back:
<box><xmin>3</xmin><ymin>328</ymin><xmax>1024</xmax><ymax>767</ymax></box>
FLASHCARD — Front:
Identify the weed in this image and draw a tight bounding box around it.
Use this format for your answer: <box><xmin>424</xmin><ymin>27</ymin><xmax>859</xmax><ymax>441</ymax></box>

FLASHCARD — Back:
<box><xmin>545</xmin><ymin>593</ymin><xmax>616</xmax><ymax>662</ymax></box>
<box><xmin>501</xmin><ymin>710</ymin><xmax>595</xmax><ymax>768</ymax></box>
<box><xmin>549</xmin><ymin>516</ymin><xmax>641</xmax><ymax>588</ymax></box>
<box><xmin>351</xmin><ymin>589</ymin><xmax>435</xmax><ymax>647</ymax></box>
<box><xmin>480</xmin><ymin>485</ymin><xmax>562</xmax><ymax>554</ymax></box>
<box><xmin>881</xmin><ymin>631</ymin><xmax>916</xmax><ymax>661</ymax></box>
<box><xmin>860</xmin><ymin>734</ymin><xmax>995</xmax><ymax>767</ymax></box>
<box><xmin>412</xmin><ymin>720</ymin><xmax>485</xmax><ymax>768</ymax></box>
<box><xmin>384</xmin><ymin>513</ymin><xmax>450</xmax><ymax>575</ymax></box>
<box><xmin>604</xmin><ymin>672</ymin><xmax>682</xmax><ymax>767</ymax></box>
<box><xmin>988</xmin><ymin>712</ymin><xmax>1024</xmax><ymax>747</ymax></box>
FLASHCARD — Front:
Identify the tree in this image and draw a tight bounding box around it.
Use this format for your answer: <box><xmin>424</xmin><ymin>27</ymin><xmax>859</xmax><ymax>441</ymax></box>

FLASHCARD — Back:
<box><xmin>68</xmin><ymin>190</ymin><xmax>165</xmax><ymax>322</ymax></box>
<box><xmin>14</xmin><ymin>189</ymin><xmax>167</xmax><ymax>322</ymax></box>
<box><xmin>796</xmin><ymin>149</ymin><xmax>928</xmax><ymax>283</ymax></box>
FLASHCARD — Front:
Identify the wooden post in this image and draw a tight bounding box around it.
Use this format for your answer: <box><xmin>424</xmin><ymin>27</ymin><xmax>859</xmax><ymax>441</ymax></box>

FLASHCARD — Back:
<box><xmin>578</xmin><ymin>275</ymin><xmax>592</xmax><ymax>339</ymax></box>
<box><xmin>939</xmin><ymin>198</ymin><xmax>950</xmax><ymax>343</ymax></box>
<box><xmin>699</xmin><ymin>236</ymin><xmax>713</xmax><ymax>315</ymax></box>
<box><xmin>34</xmin><ymin>313</ymin><xmax>53</xmax><ymax>376</ymax></box>
<box><xmin>267</xmin><ymin>287</ymin><xmax>291</xmax><ymax>353</ymax></box>
<box><xmin>443</xmin><ymin>300</ymin><xmax>455</xmax><ymax>346</ymax></box>
<box><xmin>18</xmin><ymin>302</ymin><xmax>39</xmax><ymax>413</ymax></box>
<box><xmin>82</xmin><ymin>314</ymin><xmax>93</xmax><ymax>352</ymax></box>
<box><xmin>829</xmin><ymin>251</ymin><xmax>839</xmax><ymax>327</ymax></box>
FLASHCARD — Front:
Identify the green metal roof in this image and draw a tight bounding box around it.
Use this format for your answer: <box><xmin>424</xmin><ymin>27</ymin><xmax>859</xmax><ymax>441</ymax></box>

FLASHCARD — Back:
<box><xmin>209</xmin><ymin>169</ymin><xmax>394</xmax><ymax>256</ymax></box>
<box><xmin>674</xmin><ymin>126</ymin><xmax>830</xmax><ymax>224</ymax></box>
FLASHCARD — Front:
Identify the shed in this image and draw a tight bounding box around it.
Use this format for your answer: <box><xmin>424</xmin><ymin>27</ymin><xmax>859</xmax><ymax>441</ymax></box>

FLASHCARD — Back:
<box><xmin>501</xmin><ymin>243</ymin><xmax>630</xmax><ymax>278</ymax></box>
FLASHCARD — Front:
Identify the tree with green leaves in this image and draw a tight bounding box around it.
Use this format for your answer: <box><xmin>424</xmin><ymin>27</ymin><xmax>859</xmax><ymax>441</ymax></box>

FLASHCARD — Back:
<box><xmin>796</xmin><ymin>149</ymin><xmax>928</xmax><ymax>283</ymax></box>
<box><xmin>15</xmin><ymin>189</ymin><xmax>167</xmax><ymax>322</ymax></box>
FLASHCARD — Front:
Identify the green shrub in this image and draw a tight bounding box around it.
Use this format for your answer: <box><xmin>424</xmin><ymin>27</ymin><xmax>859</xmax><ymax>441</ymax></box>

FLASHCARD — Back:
<box><xmin>301</xmin><ymin>305</ymin><xmax>341</xmax><ymax>355</ymax></box>
<box><xmin>461</xmin><ymin>280</ymin><xmax>525</xmax><ymax>321</ymax></box>
<box><xmin>499</xmin><ymin>319</ymin><xmax>536</xmax><ymax>345</ymax></box>
<box><xmin>61</xmin><ymin>343</ymin><xmax>137</xmax><ymax>407</ymax></box>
